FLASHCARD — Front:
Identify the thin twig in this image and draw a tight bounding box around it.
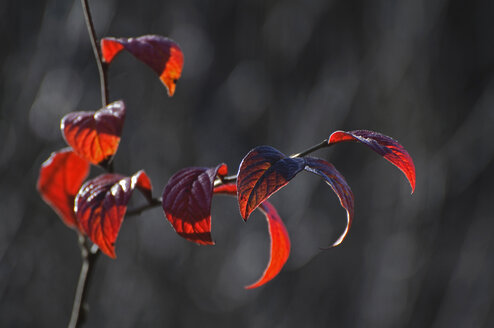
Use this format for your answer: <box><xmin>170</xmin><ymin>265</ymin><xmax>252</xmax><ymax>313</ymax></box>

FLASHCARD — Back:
<box><xmin>68</xmin><ymin>235</ymin><xmax>100</xmax><ymax>328</ymax></box>
<box><xmin>127</xmin><ymin>198</ymin><xmax>162</xmax><ymax>216</ymax></box>
<box><xmin>81</xmin><ymin>0</ymin><xmax>109</xmax><ymax>106</ymax></box>
<box><xmin>290</xmin><ymin>139</ymin><xmax>329</xmax><ymax>158</ymax></box>
<box><xmin>68</xmin><ymin>1</ymin><xmax>110</xmax><ymax>327</ymax></box>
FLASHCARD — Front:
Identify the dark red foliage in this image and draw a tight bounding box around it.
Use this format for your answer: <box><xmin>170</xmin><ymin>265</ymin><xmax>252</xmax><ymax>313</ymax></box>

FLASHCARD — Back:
<box><xmin>101</xmin><ymin>35</ymin><xmax>184</xmax><ymax>96</ymax></box>
<box><xmin>304</xmin><ymin>157</ymin><xmax>354</xmax><ymax>247</ymax></box>
<box><xmin>61</xmin><ymin>100</ymin><xmax>125</xmax><ymax>166</ymax></box>
<box><xmin>236</xmin><ymin>146</ymin><xmax>305</xmax><ymax>221</ymax></box>
<box><xmin>245</xmin><ymin>201</ymin><xmax>290</xmax><ymax>289</ymax></box>
<box><xmin>328</xmin><ymin>130</ymin><xmax>416</xmax><ymax>192</ymax></box>
<box><xmin>213</xmin><ymin>183</ymin><xmax>290</xmax><ymax>289</ymax></box>
<box><xmin>37</xmin><ymin>148</ymin><xmax>90</xmax><ymax>230</ymax></box>
<box><xmin>162</xmin><ymin>164</ymin><xmax>227</xmax><ymax>245</ymax></box>
<box><xmin>75</xmin><ymin>171</ymin><xmax>152</xmax><ymax>258</ymax></box>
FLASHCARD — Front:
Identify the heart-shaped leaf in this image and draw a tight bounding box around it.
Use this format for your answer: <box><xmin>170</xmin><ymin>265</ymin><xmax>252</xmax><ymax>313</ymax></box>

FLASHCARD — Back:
<box><xmin>237</xmin><ymin>146</ymin><xmax>305</xmax><ymax>221</ymax></box>
<box><xmin>162</xmin><ymin>163</ymin><xmax>228</xmax><ymax>245</ymax></box>
<box><xmin>101</xmin><ymin>35</ymin><xmax>184</xmax><ymax>96</ymax></box>
<box><xmin>61</xmin><ymin>100</ymin><xmax>125</xmax><ymax>166</ymax></box>
<box><xmin>328</xmin><ymin>130</ymin><xmax>416</xmax><ymax>192</ymax></box>
<box><xmin>75</xmin><ymin>170</ymin><xmax>152</xmax><ymax>258</ymax></box>
<box><xmin>213</xmin><ymin>183</ymin><xmax>290</xmax><ymax>289</ymax></box>
<box><xmin>304</xmin><ymin>157</ymin><xmax>354</xmax><ymax>247</ymax></box>
<box><xmin>37</xmin><ymin>148</ymin><xmax>90</xmax><ymax>230</ymax></box>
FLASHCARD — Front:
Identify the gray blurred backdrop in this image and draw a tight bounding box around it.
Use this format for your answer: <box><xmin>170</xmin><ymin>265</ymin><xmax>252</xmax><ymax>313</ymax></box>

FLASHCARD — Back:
<box><xmin>2</xmin><ymin>0</ymin><xmax>494</xmax><ymax>327</ymax></box>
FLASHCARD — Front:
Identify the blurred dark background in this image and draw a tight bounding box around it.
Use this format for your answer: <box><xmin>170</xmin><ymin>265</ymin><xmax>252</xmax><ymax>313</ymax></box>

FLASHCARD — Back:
<box><xmin>2</xmin><ymin>0</ymin><xmax>494</xmax><ymax>327</ymax></box>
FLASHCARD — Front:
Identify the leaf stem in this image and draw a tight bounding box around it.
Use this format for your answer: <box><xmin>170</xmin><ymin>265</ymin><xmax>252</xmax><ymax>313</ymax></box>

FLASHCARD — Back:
<box><xmin>81</xmin><ymin>0</ymin><xmax>109</xmax><ymax>106</ymax></box>
<box><xmin>127</xmin><ymin>197</ymin><xmax>162</xmax><ymax>216</ymax></box>
<box><xmin>68</xmin><ymin>234</ymin><xmax>100</xmax><ymax>328</ymax></box>
<box><xmin>290</xmin><ymin>139</ymin><xmax>329</xmax><ymax>158</ymax></box>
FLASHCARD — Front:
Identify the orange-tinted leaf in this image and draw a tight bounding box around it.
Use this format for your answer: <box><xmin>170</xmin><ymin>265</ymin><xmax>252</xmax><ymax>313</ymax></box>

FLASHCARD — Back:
<box><xmin>328</xmin><ymin>130</ymin><xmax>416</xmax><ymax>192</ymax></box>
<box><xmin>245</xmin><ymin>201</ymin><xmax>290</xmax><ymax>289</ymax></box>
<box><xmin>212</xmin><ymin>182</ymin><xmax>238</xmax><ymax>195</ymax></box>
<box><xmin>75</xmin><ymin>170</ymin><xmax>152</xmax><ymax>258</ymax></box>
<box><xmin>37</xmin><ymin>148</ymin><xmax>90</xmax><ymax>230</ymax></box>
<box><xmin>237</xmin><ymin>146</ymin><xmax>305</xmax><ymax>221</ymax></box>
<box><xmin>61</xmin><ymin>100</ymin><xmax>125</xmax><ymax>166</ymax></box>
<box><xmin>213</xmin><ymin>183</ymin><xmax>291</xmax><ymax>289</ymax></box>
<box><xmin>101</xmin><ymin>35</ymin><xmax>184</xmax><ymax>96</ymax></box>
<box><xmin>304</xmin><ymin>157</ymin><xmax>354</xmax><ymax>247</ymax></box>
<box><xmin>162</xmin><ymin>164</ymin><xmax>228</xmax><ymax>245</ymax></box>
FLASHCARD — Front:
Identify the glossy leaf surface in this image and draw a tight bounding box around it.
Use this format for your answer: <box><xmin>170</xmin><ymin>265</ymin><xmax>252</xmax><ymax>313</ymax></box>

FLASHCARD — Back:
<box><xmin>304</xmin><ymin>157</ymin><xmax>354</xmax><ymax>247</ymax></box>
<box><xmin>75</xmin><ymin>170</ymin><xmax>152</xmax><ymax>258</ymax></box>
<box><xmin>37</xmin><ymin>148</ymin><xmax>90</xmax><ymax>229</ymax></box>
<box><xmin>61</xmin><ymin>101</ymin><xmax>125</xmax><ymax>166</ymax></box>
<box><xmin>237</xmin><ymin>146</ymin><xmax>305</xmax><ymax>221</ymax></box>
<box><xmin>213</xmin><ymin>183</ymin><xmax>290</xmax><ymax>289</ymax></box>
<box><xmin>162</xmin><ymin>164</ymin><xmax>228</xmax><ymax>245</ymax></box>
<box><xmin>101</xmin><ymin>35</ymin><xmax>184</xmax><ymax>96</ymax></box>
<box><xmin>328</xmin><ymin>130</ymin><xmax>416</xmax><ymax>192</ymax></box>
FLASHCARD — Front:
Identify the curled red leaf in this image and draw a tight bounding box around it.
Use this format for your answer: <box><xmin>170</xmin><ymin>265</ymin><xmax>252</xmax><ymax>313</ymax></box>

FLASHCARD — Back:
<box><xmin>237</xmin><ymin>146</ymin><xmax>305</xmax><ymax>221</ymax></box>
<box><xmin>245</xmin><ymin>201</ymin><xmax>290</xmax><ymax>289</ymax></box>
<box><xmin>37</xmin><ymin>148</ymin><xmax>90</xmax><ymax>230</ymax></box>
<box><xmin>304</xmin><ymin>157</ymin><xmax>354</xmax><ymax>247</ymax></box>
<box><xmin>101</xmin><ymin>35</ymin><xmax>184</xmax><ymax>96</ymax></box>
<box><xmin>162</xmin><ymin>164</ymin><xmax>228</xmax><ymax>245</ymax></box>
<box><xmin>328</xmin><ymin>130</ymin><xmax>416</xmax><ymax>192</ymax></box>
<box><xmin>213</xmin><ymin>183</ymin><xmax>291</xmax><ymax>289</ymax></box>
<box><xmin>75</xmin><ymin>170</ymin><xmax>152</xmax><ymax>258</ymax></box>
<box><xmin>61</xmin><ymin>100</ymin><xmax>125</xmax><ymax>166</ymax></box>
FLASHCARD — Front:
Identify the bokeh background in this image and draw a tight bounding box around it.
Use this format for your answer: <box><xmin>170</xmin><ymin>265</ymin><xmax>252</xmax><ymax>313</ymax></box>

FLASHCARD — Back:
<box><xmin>2</xmin><ymin>0</ymin><xmax>494</xmax><ymax>327</ymax></box>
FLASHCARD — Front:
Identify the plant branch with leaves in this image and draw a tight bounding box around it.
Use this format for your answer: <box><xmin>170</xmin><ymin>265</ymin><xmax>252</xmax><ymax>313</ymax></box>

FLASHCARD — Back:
<box><xmin>36</xmin><ymin>1</ymin><xmax>416</xmax><ymax>327</ymax></box>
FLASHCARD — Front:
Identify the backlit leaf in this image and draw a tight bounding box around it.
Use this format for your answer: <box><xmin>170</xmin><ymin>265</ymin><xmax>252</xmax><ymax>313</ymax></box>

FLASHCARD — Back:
<box><xmin>162</xmin><ymin>163</ymin><xmax>228</xmax><ymax>245</ymax></box>
<box><xmin>101</xmin><ymin>35</ymin><xmax>184</xmax><ymax>96</ymax></box>
<box><xmin>328</xmin><ymin>130</ymin><xmax>416</xmax><ymax>192</ymax></box>
<box><xmin>61</xmin><ymin>100</ymin><xmax>125</xmax><ymax>166</ymax></box>
<box><xmin>245</xmin><ymin>202</ymin><xmax>290</xmax><ymax>289</ymax></box>
<box><xmin>213</xmin><ymin>183</ymin><xmax>291</xmax><ymax>289</ymax></box>
<box><xmin>75</xmin><ymin>170</ymin><xmax>152</xmax><ymax>258</ymax></box>
<box><xmin>237</xmin><ymin>146</ymin><xmax>305</xmax><ymax>221</ymax></box>
<box><xmin>304</xmin><ymin>157</ymin><xmax>354</xmax><ymax>247</ymax></box>
<box><xmin>37</xmin><ymin>148</ymin><xmax>90</xmax><ymax>230</ymax></box>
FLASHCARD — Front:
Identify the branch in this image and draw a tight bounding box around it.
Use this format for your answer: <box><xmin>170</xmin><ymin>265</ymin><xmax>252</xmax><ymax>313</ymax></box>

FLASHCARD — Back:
<box><xmin>290</xmin><ymin>139</ymin><xmax>329</xmax><ymax>158</ymax></box>
<box><xmin>127</xmin><ymin>198</ymin><xmax>162</xmax><ymax>216</ymax></box>
<box><xmin>81</xmin><ymin>0</ymin><xmax>109</xmax><ymax>106</ymax></box>
<box><xmin>68</xmin><ymin>235</ymin><xmax>100</xmax><ymax>328</ymax></box>
<box><xmin>67</xmin><ymin>2</ymin><xmax>110</xmax><ymax>327</ymax></box>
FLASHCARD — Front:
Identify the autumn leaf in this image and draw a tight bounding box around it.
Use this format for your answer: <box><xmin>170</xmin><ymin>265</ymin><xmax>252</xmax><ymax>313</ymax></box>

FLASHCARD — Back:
<box><xmin>162</xmin><ymin>164</ymin><xmax>228</xmax><ymax>245</ymax></box>
<box><xmin>37</xmin><ymin>148</ymin><xmax>90</xmax><ymax>230</ymax></box>
<box><xmin>328</xmin><ymin>130</ymin><xmax>416</xmax><ymax>192</ymax></box>
<box><xmin>304</xmin><ymin>157</ymin><xmax>354</xmax><ymax>247</ymax></box>
<box><xmin>236</xmin><ymin>146</ymin><xmax>305</xmax><ymax>221</ymax></box>
<box><xmin>101</xmin><ymin>35</ymin><xmax>184</xmax><ymax>96</ymax></box>
<box><xmin>75</xmin><ymin>170</ymin><xmax>152</xmax><ymax>258</ymax></box>
<box><xmin>213</xmin><ymin>183</ymin><xmax>290</xmax><ymax>289</ymax></box>
<box><xmin>61</xmin><ymin>100</ymin><xmax>125</xmax><ymax>166</ymax></box>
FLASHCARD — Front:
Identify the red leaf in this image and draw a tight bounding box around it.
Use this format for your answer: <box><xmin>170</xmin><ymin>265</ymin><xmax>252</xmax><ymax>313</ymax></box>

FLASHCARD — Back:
<box><xmin>61</xmin><ymin>100</ymin><xmax>125</xmax><ymax>166</ymax></box>
<box><xmin>328</xmin><ymin>130</ymin><xmax>416</xmax><ymax>192</ymax></box>
<box><xmin>245</xmin><ymin>201</ymin><xmax>290</xmax><ymax>289</ymax></box>
<box><xmin>213</xmin><ymin>183</ymin><xmax>291</xmax><ymax>289</ymax></box>
<box><xmin>304</xmin><ymin>157</ymin><xmax>354</xmax><ymax>247</ymax></box>
<box><xmin>162</xmin><ymin>164</ymin><xmax>227</xmax><ymax>245</ymax></box>
<box><xmin>75</xmin><ymin>170</ymin><xmax>153</xmax><ymax>258</ymax></box>
<box><xmin>237</xmin><ymin>146</ymin><xmax>305</xmax><ymax>221</ymax></box>
<box><xmin>37</xmin><ymin>148</ymin><xmax>90</xmax><ymax>230</ymax></box>
<box><xmin>101</xmin><ymin>35</ymin><xmax>184</xmax><ymax>97</ymax></box>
